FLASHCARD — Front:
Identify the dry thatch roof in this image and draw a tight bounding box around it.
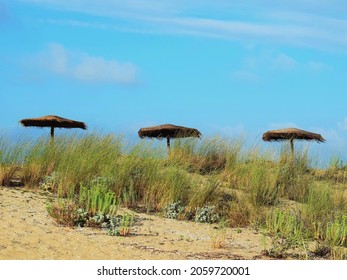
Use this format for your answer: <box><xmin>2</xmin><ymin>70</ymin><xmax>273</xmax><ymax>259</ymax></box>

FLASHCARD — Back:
<box><xmin>262</xmin><ymin>128</ymin><xmax>325</xmax><ymax>143</ymax></box>
<box><xmin>138</xmin><ymin>124</ymin><xmax>202</xmax><ymax>139</ymax></box>
<box><xmin>19</xmin><ymin>115</ymin><xmax>87</xmax><ymax>130</ymax></box>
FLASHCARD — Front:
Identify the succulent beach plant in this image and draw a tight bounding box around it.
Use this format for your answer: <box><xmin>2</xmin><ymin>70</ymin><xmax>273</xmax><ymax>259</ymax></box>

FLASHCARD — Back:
<box><xmin>163</xmin><ymin>201</ymin><xmax>185</xmax><ymax>219</ymax></box>
<box><xmin>40</xmin><ymin>171</ymin><xmax>59</xmax><ymax>192</ymax></box>
<box><xmin>106</xmin><ymin>213</ymin><xmax>134</xmax><ymax>236</ymax></box>
<box><xmin>194</xmin><ymin>205</ymin><xmax>221</xmax><ymax>224</ymax></box>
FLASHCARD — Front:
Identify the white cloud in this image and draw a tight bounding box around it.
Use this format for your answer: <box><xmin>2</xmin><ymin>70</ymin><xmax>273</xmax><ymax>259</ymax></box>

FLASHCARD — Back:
<box><xmin>207</xmin><ymin>124</ymin><xmax>246</xmax><ymax>140</ymax></box>
<box><xmin>22</xmin><ymin>0</ymin><xmax>182</xmax><ymax>17</ymax></box>
<box><xmin>37</xmin><ymin>43</ymin><xmax>138</xmax><ymax>84</ymax></box>
<box><xmin>232</xmin><ymin>70</ymin><xmax>259</xmax><ymax>83</ymax></box>
<box><xmin>220</xmin><ymin>124</ymin><xmax>246</xmax><ymax>136</ymax></box>
<box><xmin>232</xmin><ymin>51</ymin><xmax>297</xmax><ymax>83</ymax></box>
<box><xmin>312</xmin><ymin>127</ymin><xmax>345</xmax><ymax>148</ymax></box>
<box><xmin>307</xmin><ymin>61</ymin><xmax>332</xmax><ymax>73</ymax></box>
<box><xmin>20</xmin><ymin>0</ymin><xmax>347</xmax><ymax>51</ymax></box>
<box><xmin>272</xmin><ymin>53</ymin><xmax>297</xmax><ymax>70</ymax></box>
<box><xmin>269</xmin><ymin>122</ymin><xmax>299</xmax><ymax>129</ymax></box>
<box><xmin>338</xmin><ymin>117</ymin><xmax>347</xmax><ymax>131</ymax></box>
<box><xmin>23</xmin><ymin>0</ymin><xmax>347</xmax><ymax>18</ymax></box>
<box><xmin>233</xmin><ymin>51</ymin><xmax>334</xmax><ymax>84</ymax></box>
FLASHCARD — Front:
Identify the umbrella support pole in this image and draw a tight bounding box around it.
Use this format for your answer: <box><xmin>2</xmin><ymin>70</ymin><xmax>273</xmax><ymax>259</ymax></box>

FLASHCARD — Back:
<box><xmin>50</xmin><ymin>127</ymin><xmax>55</xmax><ymax>139</ymax></box>
<box><xmin>290</xmin><ymin>139</ymin><xmax>294</xmax><ymax>157</ymax></box>
<box><xmin>167</xmin><ymin>137</ymin><xmax>171</xmax><ymax>156</ymax></box>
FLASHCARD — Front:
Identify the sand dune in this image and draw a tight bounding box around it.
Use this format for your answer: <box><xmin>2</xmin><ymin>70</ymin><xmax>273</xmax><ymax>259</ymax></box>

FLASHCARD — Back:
<box><xmin>0</xmin><ymin>187</ymin><xmax>269</xmax><ymax>260</ymax></box>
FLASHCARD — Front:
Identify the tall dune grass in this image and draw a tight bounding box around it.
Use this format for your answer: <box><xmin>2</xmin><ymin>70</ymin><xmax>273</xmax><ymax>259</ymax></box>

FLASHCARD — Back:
<box><xmin>0</xmin><ymin>136</ymin><xmax>27</xmax><ymax>185</ymax></box>
<box><xmin>1</xmin><ymin>132</ymin><xmax>347</xmax><ymax>258</ymax></box>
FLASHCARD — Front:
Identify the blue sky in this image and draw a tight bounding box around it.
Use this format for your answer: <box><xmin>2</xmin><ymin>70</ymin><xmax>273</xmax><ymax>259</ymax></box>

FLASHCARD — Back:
<box><xmin>1</xmin><ymin>0</ymin><xmax>347</xmax><ymax>164</ymax></box>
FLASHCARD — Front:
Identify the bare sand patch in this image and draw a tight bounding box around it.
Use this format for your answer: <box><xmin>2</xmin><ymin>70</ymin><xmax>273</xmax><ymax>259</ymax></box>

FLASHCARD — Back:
<box><xmin>0</xmin><ymin>187</ymin><xmax>269</xmax><ymax>260</ymax></box>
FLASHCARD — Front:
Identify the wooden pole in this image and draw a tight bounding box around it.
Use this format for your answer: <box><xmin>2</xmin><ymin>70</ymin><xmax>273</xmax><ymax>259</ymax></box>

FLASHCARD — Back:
<box><xmin>49</xmin><ymin>127</ymin><xmax>55</xmax><ymax>165</ymax></box>
<box><xmin>50</xmin><ymin>127</ymin><xmax>54</xmax><ymax>139</ymax></box>
<box><xmin>290</xmin><ymin>139</ymin><xmax>294</xmax><ymax>156</ymax></box>
<box><xmin>167</xmin><ymin>136</ymin><xmax>171</xmax><ymax>156</ymax></box>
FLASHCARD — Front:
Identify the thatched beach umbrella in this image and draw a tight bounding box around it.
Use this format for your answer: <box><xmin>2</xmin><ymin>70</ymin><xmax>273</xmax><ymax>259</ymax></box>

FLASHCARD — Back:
<box><xmin>138</xmin><ymin>124</ymin><xmax>202</xmax><ymax>155</ymax></box>
<box><xmin>19</xmin><ymin>115</ymin><xmax>87</xmax><ymax>139</ymax></box>
<box><xmin>262</xmin><ymin>127</ymin><xmax>325</xmax><ymax>155</ymax></box>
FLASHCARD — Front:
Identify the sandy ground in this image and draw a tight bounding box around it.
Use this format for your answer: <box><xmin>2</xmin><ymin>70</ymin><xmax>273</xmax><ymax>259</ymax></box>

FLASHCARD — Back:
<box><xmin>0</xmin><ymin>187</ymin><xmax>270</xmax><ymax>260</ymax></box>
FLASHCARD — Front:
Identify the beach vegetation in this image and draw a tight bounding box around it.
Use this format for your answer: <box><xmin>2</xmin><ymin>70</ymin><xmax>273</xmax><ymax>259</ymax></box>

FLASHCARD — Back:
<box><xmin>1</xmin><ymin>132</ymin><xmax>347</xmax><ymax>256</ymax></box>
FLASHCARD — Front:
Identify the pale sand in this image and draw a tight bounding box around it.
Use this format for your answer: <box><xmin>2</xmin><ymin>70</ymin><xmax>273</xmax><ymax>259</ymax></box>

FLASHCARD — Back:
<box><xmin>0</xmin><ymin>187</ymin><xmax>270</xmax><ymax>260</ymax></box>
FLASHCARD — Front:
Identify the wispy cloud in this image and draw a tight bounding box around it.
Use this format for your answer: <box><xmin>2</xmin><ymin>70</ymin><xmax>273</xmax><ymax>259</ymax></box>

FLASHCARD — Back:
<box><xmin>338</xmin><ymin>117</ymin><xmax>347</xmax><ymax>131</ymax></box>
<box><xmin>148</xmin><ymin>16</ymin><xmax>347</xmax><ymax>51</ymax></box>
<box><xmin>232</xmin><ymin>50</ymin><xmax>333</xmax><ymax>83</ymax></box>
<box><xmin>312</xmin><ymin>127</ymin><xmax>346</xmax><ymax>153</ymax></box>
<box><xmin>272</xmin><ymin>53</ymin><xmax>297</xmax><ymax>70</ymax></box>
<box><xmin>34</xmin><ymin>43</ymin><xmax>138</xmax><ymax>84</ymax></box>
<box><xmin>232</xmin><ymin>71</ymin><xmax>260</xmax><ymax>83</ymax></box>
<box><xmin>218</xmin><ymin>124</ymin><xmax>246</xmax><ymax>136</ymax></box>
<box><xmin>22</xmin><ymin>0</ymin><xmax>183</xmax><ymax>17</ymax></box>
<box><xmin>0</xmin><ymin>2</ymin><xmax>10</xmax><ymax>24</ymax></box>
<box><xmin>269</xmin><ymin>122</ymin><xmax>299</xmax><ymax>129</ymax></box>
<box><xmin>22</xmin><ymin>0</ymin><xmax>347</xmax><ymax>51</ymax></box>
<box><xmin>232</xmin><ymin>51</ymin><xmax>299</xmax><ymax>82</ymax></box>
<box><xmin>23</xmin><ymin>0</ymin><xmax>347</xmax><ymax>17</ymax></box>
<box><xmin>307</xmin><ymin>61</ymin><xmax>332</xmax><ymax>73</ymax></box>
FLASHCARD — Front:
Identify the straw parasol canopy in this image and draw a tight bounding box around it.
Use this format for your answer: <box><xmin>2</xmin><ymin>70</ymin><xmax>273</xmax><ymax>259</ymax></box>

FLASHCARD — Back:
<box><xmin>262</xmin><ymin>127</ymin><xmax>325</xmax><ymax>155</ymax></box>
<box><xmin>138</xmin><ymin>124</ymin><xmax>202</xmax><ymax>155</ymax></box>
<box><xmin>19</xmin><ymin>115</ymin><xmax>87</xmax><ymax>139</ymax></box>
